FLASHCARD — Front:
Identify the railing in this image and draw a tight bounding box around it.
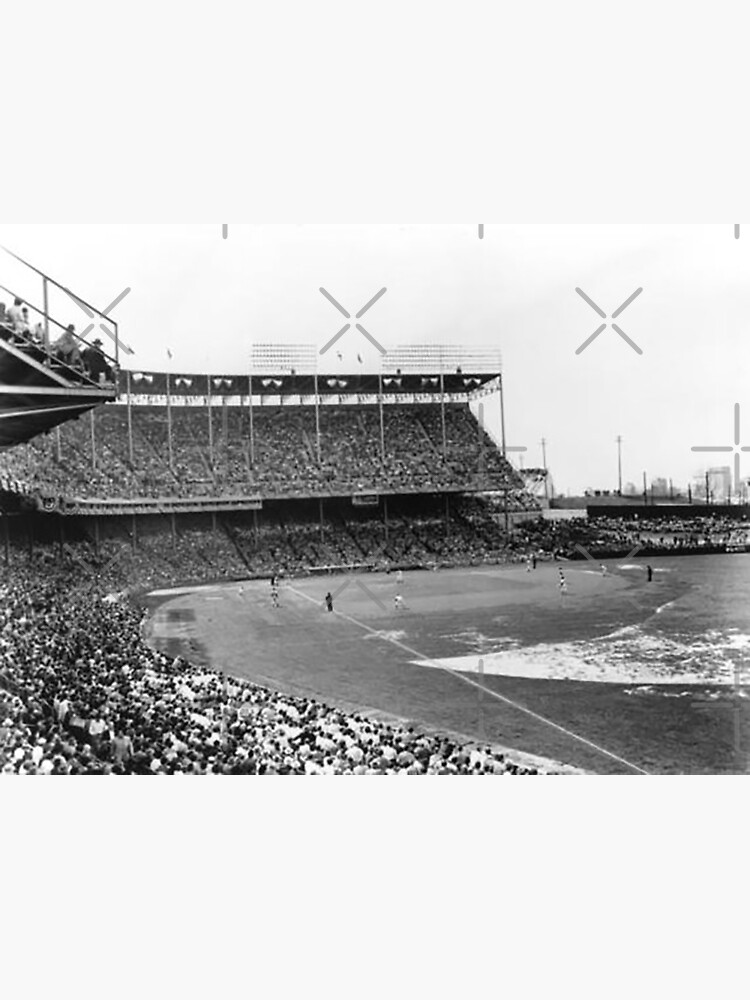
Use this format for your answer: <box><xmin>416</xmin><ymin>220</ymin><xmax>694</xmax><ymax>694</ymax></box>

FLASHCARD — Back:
<box><xmin>0</xmin><ymin>245</ymin><xmax>126</xmax><ymax>369</ymax></box>
<box><xmin>56</xmin><ymin>495</ymin><xmax>264</xmax><ymax>516</ymax></box>
<box><xmin>13</xmin><ymin>479</ymin><xmax>534</xmax><ymax>517</ymax></box>
<box><xmin>0</xmin><ymin>315</ymin><xmax>107</xmax><ymax>389</ymax></box>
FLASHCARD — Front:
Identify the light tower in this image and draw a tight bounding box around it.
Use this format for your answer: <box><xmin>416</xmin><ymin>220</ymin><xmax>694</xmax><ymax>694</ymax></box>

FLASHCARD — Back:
<box><xmin>616</xmin><ymin>435</ymin><xmax>623</xmax><ymax>496</ymax></box>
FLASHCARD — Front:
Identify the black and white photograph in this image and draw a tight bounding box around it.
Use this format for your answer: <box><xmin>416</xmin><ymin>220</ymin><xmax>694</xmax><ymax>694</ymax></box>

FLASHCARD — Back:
<box><xmin>2</xmin><ymin>223</ymin><xmax>748</xmax><ymax>776</ymax></box>
<box><xmin>3</xmin><ymin>4</ymin><xmax>748</xmax><ymax>997</ymax></box>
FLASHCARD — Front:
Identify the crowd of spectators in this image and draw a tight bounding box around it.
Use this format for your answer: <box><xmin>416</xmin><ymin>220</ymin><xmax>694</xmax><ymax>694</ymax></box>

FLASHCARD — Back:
<box><xmin>1</xmin><ymin>297</ymin><xmax>114</xmax><ymax>384</ymax></box>
<box><xmin>226</xmin><ymin>495</ymin><xmax>520</xmax><ymax>575</ymax></box>
<box><xmin>6</xmin><ymin>507</ymin><xmax>744</xmax><ymax>601</ymax></box>
<box><xmin>0</xmin><ymin>487</ymin><xmax>525</xmax><ymax>590</ymax></box>
<box><xmin>0</xmin><ymin>560</ymin><xmax>546</xmax><ymax>775</ymax></box>
<box><xmin>0</xmin><ymin>402</ymin><xmax>537</xmax><ymax>507</ymax></box>
<box><xmin>4</xmin><ymin>502</ymin><xmax>747</xmax><ymax>776</ymax></box>
<box><xmin>584</xmin><ymin>514</ymin><xmax>748</xmax><ymax>552</ymax></box>
<box><xmin>1</xmin><ymin>529</ymin><xmax>249</xmax><ymax>594</ymax></box>
<box><xmin>0</xmin><ymin>298</ymin><xmax>46</xmax><ymax>349</ymax></box>
<box><xmin>513</xmin><ymin>513</ymin><xmax>750</xmax><ymax>558</ymax></box>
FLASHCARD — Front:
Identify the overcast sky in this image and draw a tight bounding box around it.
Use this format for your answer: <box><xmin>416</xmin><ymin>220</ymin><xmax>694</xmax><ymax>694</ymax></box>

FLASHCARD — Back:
<box><xmin>1</xmin><ymin>223</ymin><xmax>747</xmax><ymax>495</ymax></box>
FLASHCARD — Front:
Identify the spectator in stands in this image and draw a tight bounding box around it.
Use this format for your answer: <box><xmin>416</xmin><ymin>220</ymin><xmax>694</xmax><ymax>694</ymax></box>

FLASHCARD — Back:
<box><xmin>112</xmin><ymin>729</ymin><xmax>134</xmax><ymax>764</ymax></box>
<box><xmin>0</xmin><ymin>303</ymin><xmax>10</xmax><ymax>342</ymax></box>
<box><xmin>82</xmin><ymin>338</ymin><xmax>113</xmax><ymax>383</ymax></box>
<box><xmin>54</xmin><ymin>325</ymin><xmax>83</xmax><ymax>369</ymax></box>
<box><xmin>7</xmin><ymin>297</ymin><xmax>24</xmax><ymax>331</ymax></box>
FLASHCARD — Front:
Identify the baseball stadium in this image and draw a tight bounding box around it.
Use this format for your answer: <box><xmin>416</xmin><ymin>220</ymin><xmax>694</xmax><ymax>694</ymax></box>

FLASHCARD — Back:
<box><xmin>1</xmin><ymin>248</ymin><xmax>748</xmax><ymax>775</ymax></box>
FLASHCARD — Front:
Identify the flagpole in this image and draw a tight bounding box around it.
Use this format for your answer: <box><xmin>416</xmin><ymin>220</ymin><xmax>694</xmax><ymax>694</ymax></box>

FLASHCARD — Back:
<box><xmin>207</xmin><ymin>374</ymin><xmax>214</xmax><ymax>469</ymax></box>
<box><xmin>222</xmin><ymin>393</ymin><xmax>228</xmax><ymax>459</ymax></box>
<box><xmin>378</xmin><ymin>357</ymin><xmax>385</xmax><ymax>459</ymax></box>
<box><xmin>248</xmin><ymin>371</ymin><xmax>254</xmax><ymax>468</ymax></box>
<box><xmin>439</xmin><ymin>347</ymin><xmax>447</xmax><ymax>458</ymax></box>
<box><xmin>166</xmin><ymin>370</ymin><xmax>173</xmax><ymax>470</ymax></box>
<box><xmin>314</xmin><ymin>362</ymin><xmax>321</xmax><ymax>464</ymax></box>
<box><xmin>499</xmin><ymin>373</ymin><xmax>507</xmax><ymax>458</ymax></box>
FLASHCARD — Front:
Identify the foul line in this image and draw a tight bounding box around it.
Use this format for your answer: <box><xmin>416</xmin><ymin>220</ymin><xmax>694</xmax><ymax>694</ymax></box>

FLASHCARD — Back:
<box><xmin>286</xmin><ymin>582</ymin><xmax>650</xmax><ymax>775</ymax></box>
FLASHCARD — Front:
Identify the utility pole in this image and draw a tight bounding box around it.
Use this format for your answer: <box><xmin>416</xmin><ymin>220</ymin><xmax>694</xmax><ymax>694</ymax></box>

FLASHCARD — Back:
<box><xmin>616</xmin><ymin>436</ymin><xmax>623</xmax><ymax>495</ymax></box>
<box><xmin>705</xmin><ymin>470</ymin><xmax>710</xmax><ymax>507</ymax></box>
<box><xmin>541</xmin><ymin>437</ymin><xmax>549</xmax><ymax>500</ymax></box>
<box><xmin>642</xmin><ymin>470</ymin><xmax>647</xmax><ymax>506</ymax></box>
<box><xmin>498</xmin><ymin>375</ymin><xmax>507</xmax><ymax>457</ymax></box>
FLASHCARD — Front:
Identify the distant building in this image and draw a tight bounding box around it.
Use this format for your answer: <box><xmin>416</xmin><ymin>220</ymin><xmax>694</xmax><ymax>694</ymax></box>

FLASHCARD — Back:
<box><xmin>708</xmin><ymin>466</ymin><xmax>732</xmax><ymax>501</ymax></box>
<box><xmin>694</xmin><ymin>466</ymin><xmax>733</xmax><ymax>502</ymax></box>
<box><xmin>651</xmin><ymin>477</ymin><xmax>669</xmax><ymax>497</ymax></box>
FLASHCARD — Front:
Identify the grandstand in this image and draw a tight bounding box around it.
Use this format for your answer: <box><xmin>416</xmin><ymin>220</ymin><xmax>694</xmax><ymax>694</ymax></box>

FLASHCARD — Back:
<box><xmin>0</xmin><ymin>342</ymin><xmax>540</xmax><ymax>573</ymax></box>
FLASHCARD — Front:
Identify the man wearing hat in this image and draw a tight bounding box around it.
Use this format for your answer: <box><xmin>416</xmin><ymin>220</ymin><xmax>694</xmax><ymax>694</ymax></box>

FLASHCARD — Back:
<box><xmin>82</xmin><ymin>337</ymin><xmax>113</xmax><ymax>383</ymax></box>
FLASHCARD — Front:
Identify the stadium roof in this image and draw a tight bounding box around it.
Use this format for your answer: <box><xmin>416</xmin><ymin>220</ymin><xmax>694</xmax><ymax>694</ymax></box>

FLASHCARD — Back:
<box><xmin>118</xmin><ymin>369</ymin><xmax>499</xmax><ymax>400</ymax></box>
<box><xmin>118</xmin><ymin>344</ymin><xmax>503</xmax><ymax>401</ymax></box>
